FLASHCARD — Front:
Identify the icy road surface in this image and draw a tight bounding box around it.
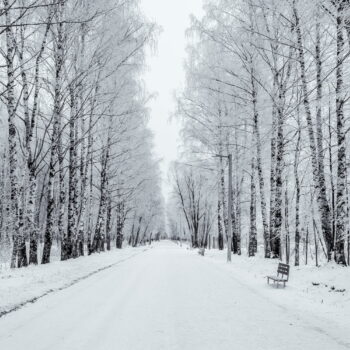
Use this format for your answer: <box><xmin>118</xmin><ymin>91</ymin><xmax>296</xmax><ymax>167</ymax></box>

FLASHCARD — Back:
<box><xmin>0</xmin><ymin>241</ymin><xmax>349</xmax><ymax>350</ymax></box>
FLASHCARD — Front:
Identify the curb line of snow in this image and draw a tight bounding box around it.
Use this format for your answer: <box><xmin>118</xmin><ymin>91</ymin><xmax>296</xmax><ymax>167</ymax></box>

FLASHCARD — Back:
<box><xmin>0</xmin><ymin>247</ymin><xmax>150</xmax><ymax>319</ymax></box>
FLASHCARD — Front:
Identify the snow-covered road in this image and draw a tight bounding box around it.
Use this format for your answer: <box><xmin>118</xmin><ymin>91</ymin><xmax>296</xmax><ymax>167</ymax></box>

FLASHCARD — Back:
<box><xmin>0</xmin><ymin>241</ymin><xmax>348</xmax><ymax>350</ymax></box>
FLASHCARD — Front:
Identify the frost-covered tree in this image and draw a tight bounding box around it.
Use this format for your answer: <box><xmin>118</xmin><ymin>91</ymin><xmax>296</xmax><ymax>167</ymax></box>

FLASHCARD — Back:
<box><xmin>0</xmin><ymin>0</ymin><xmax>164</xmax><ymax>268</ymax></box>
<box><xmin>175</xmin><ymin>0</ymin><xmax>350</xmax><ymax>266</ymax></box>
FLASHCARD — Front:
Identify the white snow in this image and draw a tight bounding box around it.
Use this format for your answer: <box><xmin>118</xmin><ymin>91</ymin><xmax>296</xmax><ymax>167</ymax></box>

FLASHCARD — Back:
<box><xmin>0</xmin><ymin>245</ymin><xmax>149</xmax><ymax>317</ymax></box>
<box><xmin>0</xmin><ymin>241</ymin><xmax>349</xmax><ymax>350</ymax></box>
<box><xmin>202</xmin><ymin>247</ymin><xmax>350</xmax><ymax>348</ymax></box>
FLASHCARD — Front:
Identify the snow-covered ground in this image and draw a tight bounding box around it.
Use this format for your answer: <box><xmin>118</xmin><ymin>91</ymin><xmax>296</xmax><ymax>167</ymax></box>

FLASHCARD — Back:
<box><xmin>0</xmin><ymin>241</ymin><xmax>349</xmax><ymax>350</ymax></box>
<box><xmin>201</xmin><ymin>246</ymin><xmax>350</xmax><ymax>348</ymax></box>
<box><xmin>0</xmin><ymin>245</ymin><xmax>149</xmax><ymax>317</ymax></box>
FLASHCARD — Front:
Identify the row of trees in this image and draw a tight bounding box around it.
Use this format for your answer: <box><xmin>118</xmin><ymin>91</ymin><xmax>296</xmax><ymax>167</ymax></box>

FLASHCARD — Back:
<box><xmin>0</xmin><ymin>0</ymin><xmax>164</xmax><ymax>268</ymax></box>
<box><xmin>171</xmin><ymin>0</ymin><xmax>350</xmax><ymax>266</ymax></box>
<box><xmin>169</xmin><ymin>166</ymin><xmax>214</xmax><ymax>249</ymax></box>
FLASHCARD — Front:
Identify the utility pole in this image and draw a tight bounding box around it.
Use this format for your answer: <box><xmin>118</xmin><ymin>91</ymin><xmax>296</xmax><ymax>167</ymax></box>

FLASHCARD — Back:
<box><xmin>227</xmin><ymin>154</ymin><xmax>233</xmax><ymax>262</ymax></box>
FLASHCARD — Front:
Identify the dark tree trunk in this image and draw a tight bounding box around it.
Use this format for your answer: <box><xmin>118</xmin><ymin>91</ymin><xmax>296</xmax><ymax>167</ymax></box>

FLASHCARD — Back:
<box><xmin>248</xmin><ymin>157</ymin><xmax>257</xmax><ymax>257</ymax></box>
<box><xmin>335</xmin><ymin>4</ymin><xmax>347</xmax><ymax>265</ymax></box>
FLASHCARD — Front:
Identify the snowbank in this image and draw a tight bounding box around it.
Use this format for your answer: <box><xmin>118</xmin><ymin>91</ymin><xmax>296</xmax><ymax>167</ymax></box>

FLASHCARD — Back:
<box><xmin>0</xmin><ymin>246</ymin><xmax>149</xmax><ymax>317</ymax></box>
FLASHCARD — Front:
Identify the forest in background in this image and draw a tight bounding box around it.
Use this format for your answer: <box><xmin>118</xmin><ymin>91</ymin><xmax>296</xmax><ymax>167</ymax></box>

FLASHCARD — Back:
<box><xmin>0</xmin><ymin>0</ymin><xmax>164</xmax><ymax>268</ymax></box>
<box><xmin>170</xmin><ymin>0</ymin><xmax>350</xmax><ymax>267</ymax></box>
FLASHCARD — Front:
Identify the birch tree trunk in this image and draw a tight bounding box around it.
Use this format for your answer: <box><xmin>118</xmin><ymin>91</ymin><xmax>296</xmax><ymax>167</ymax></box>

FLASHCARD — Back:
<box><xmin>217</xmin><ymin>184</ymin><xmax>224</xmax><ymax>251</ymax></box>
<box><xmin>270</xmin><ymin>106</ymin><xmax>284</xmax><ymax>258</ymax></box>
<box><xmin>77</xmin><ymin>110</ymin><xmax>93</xmax><ymax>257</ymax></box>
<box><xmin>77</xmin><ymin>113</ymin><xmax>86</xmax><ymax>257</ymax></box>
<box><xmin>133</xmin><ymin>217</ymin><xmax>143</xmax><ymax>247</ymax></box>
<box><xmin>219</xmin><ymin>154</ymin><xmax>227</xmax><ymax>248</ymax></box>
<box><xmin>249</xmin><ymin>157</ymin><xmax>257</xmax><ymax>257</ymax></box>
<box><xmin>92</xmin><ymin>129</ymin><xmax>111</xmax><ymax>253</ymax></box>
<box><xmin>315</xmin><ymin>17</ymin><xmax>327</xmax><ymax>198</ymax></box>
<box><xmin>4</xmin><ymin>0</ymin><xmax>27</xmax><ymax>268</ymax></box>
<box><xmin>42</xmin><ymin>0</ymin><xmax>65</xmax><ymax>264</ymax></box>
<box><xmin>251</xmin><ymin>68</ymin><xmax>270</xmax><ymax>258</ymax></box>
<box><xmin>328</xmin><ymin>99</ymin><xmax>336</xmax><ymax>249</ymax></box>
<box><xmin>269</xmin><ymin>103</ymin><xmax>277</xmax><ymax>257</ymax></box>
<box><xmin>234</xmin><ymin>172</ymin><xmax>242</xmax><ymax>255</ymax></box>
<box><xmin>116</xmin><ymin>195</ymin><xmax>124</xmax><ymax>249</ymax></box>
<box><xmin>106</xmin><ymin>191</ymin><xmax>112</xmax><ymax>251</ymax></box>
<box><xmin>87</xmin><ymin>149</ymin><xmax>93</xmax><ymax>255</ymax></box>
<box><xmin>86</xmin><ymin>83</ymin><xmax>99</xmax><ymax>255</ymax></box>
<box><xmin>293</xmin><ymin>2</ymin><xmax>333</xmax><ymax>260</ymax></box>
<box><xmin>284</xmin><ymin>179</ymin><xmax>290</xmax><ymax>265</ymax></box>
<box><xmin>335</xmin><ymin>4</ymin><xmax>347</xmax><ymax>265</ymax></box>
<box><xmin>66</xmin><ymin>86</ymin><xmax>79</xmax><ymax>259</ymax></box>
<box><xmin>58</xmin><ymin>136</ymin><xmax>66</xmax><ymax>259</ymax></box>
<box><xmin>294</xmin><ymin>112</ymin><xmax>301</xmax><ymax>266</ymax></box>
<box><xmin>17</xmin><ymin>21</ymin><xmax>34</xmax><ymax>266</ymax></box>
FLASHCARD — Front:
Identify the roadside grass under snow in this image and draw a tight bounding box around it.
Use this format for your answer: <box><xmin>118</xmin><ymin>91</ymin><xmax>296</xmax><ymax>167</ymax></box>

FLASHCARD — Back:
<box><xmin>0</xmin><ymin>245</ymin><xmax>150</xmax><ymax>317</ymax></box>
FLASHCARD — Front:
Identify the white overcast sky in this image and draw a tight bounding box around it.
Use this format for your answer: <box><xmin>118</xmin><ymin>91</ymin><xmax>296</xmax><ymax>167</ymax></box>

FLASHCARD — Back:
<box><xmin>141</xmin><ymin>0</ymin><xmax>204</xmax><ymax>198</ymax></box>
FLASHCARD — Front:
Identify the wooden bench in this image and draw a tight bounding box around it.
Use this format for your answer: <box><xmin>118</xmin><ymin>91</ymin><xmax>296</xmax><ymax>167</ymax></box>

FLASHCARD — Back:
<box><xmin>267</xmin><ymin>263</ymin><xmax>290</xmax><ymax>288</ymax></box>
